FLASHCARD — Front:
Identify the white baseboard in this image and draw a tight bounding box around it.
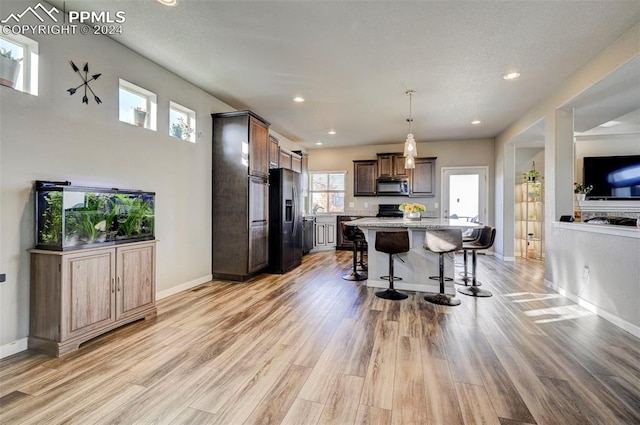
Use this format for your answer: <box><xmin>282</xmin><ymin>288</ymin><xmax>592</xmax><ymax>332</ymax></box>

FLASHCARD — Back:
<box><xmin>157</xmin><ymin>274</ymin><xmax>213</xmax><ymax>300</ymax></box>
<box><xmin>493</xmin><ymin>252</ymin><xmax>516</xmax><ymax>262</ymax></box>
<box><xmin>0</xmin><ymin>337</ymin><xmax>28</xmax><ymax>359</ymax></box>
<box><xmin>544</xmin><ymin>279</ymin><xmax>640</xmax><ymax>339</ymax></box>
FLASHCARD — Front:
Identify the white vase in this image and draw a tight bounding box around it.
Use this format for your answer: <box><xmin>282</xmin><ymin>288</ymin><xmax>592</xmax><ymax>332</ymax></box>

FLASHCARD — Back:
<box><xmin>404</xmin><ymin>211</ymin><xmax>421</xmax><ymax>221</ymax></box>
<box><xmin>576</xmin><ymin>193</ymin><xmax>586</xmax><ymax>202</ymax></box>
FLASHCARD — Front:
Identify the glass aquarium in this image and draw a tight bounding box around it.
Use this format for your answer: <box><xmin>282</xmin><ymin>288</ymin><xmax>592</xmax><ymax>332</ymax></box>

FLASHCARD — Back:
<box><xmin>35</xmin><ymin>181</ymin><xmax>155</xmax><ymax>250</ymax></box>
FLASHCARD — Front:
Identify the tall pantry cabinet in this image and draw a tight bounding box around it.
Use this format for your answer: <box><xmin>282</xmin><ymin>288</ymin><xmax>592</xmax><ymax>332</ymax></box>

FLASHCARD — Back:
<box><xmin>212</xmin><ymin>111</ymin><xmax>270</xmax><ymax>281</ymax></box>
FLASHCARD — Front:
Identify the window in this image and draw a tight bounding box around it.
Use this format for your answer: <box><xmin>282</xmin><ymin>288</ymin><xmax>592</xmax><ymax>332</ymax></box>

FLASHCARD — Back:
<box><xmin>0</xmin><ymin>34</ymin><xmax>38</xmax><ymax>95</ymax></box>
<box><xmin>169</xmin><ymin>101</ymin><xmax>196</xmax><ymax>142</ymax></box>
<box><xmin>309</xmin><ymin>172</ymin><xmax>346</xmax><ymax>213</ymax></box>
<box><xmin>119</xmin><ymin>79</ymin><xmax>157</xmax><ymax>130</ymax></box>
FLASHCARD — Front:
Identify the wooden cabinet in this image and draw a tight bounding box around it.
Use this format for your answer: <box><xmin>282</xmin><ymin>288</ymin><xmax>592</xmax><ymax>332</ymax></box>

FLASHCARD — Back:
<box><xmin>249</xmin><ymin>176</ymin><xmax>269</xmax><ymax>272</ymax></box>
<box><xmin>293</xmin><ymin>151</ymin><xmax>309</xmax><ymax>197</ymax></box>
<box><xmin>279</xmin><ymin>147</ymin><xmax>302</xmax><ymax>172</ymax></box>
<box><xmin>409</xmin><ymin>157</ymin><xmax>437</xmax><ymax>197</ymax></box>
<box><xmin>377</xmin><ymin>153</ymin><xmax>408</xmax><ymax>178</ymax></box>
<box><xmin>336</xmin><ymin>216</ymin><xmax>369</xmax><ymax>250</ymax></box>
<box><xmin>269</xmin><ymin>135</ymin><xmax>280</xmax><ymax>169</ymax></box>
<box><xmin>249</xmin><ymin>116</ymin><xmax>269</xmax><ymax>178</ymax></box>
<box><xmin>517</xmin><ymin>181</ymin><xmax>544</xmax><ymax>259</ymax></box>
<box><xmin>313</xmin><ymin>215</ymin><xmax>337</xmax><ymax>251</ymax></box>
<box><xmin>353</xmin><ymin>160</ymin><xmax>377</xmax><ymax>196</ymax></box>
<box><xmin>29</xmin><ymin>241</ymin><xmax>157</xmax><ymax>357</ymax></box>
<box><xmin>212</xmin><ymin>111</ymin><xmax>271</xmax><ymax>281</ymax></box>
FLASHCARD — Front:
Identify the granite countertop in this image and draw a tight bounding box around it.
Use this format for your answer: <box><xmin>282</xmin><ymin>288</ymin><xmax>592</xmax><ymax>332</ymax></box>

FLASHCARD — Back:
<box><xmin>345</xmin><ymin>217</ymin><xmax>482</xmax><ymax>229</ymax></box>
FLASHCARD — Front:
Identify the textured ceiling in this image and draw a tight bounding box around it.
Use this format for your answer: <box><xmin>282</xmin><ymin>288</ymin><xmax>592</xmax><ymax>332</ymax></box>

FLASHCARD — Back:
<box><xmin>49</xmin><ymin>0</ymin><xmax>640</xmax><ymax>149</ymax></box>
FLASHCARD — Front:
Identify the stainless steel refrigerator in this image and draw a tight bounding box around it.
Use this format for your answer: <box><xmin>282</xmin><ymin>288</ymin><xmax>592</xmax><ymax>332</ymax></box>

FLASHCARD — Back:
<box><xmin>269</xmin><ymin>168</ymin><xmax>303</xmax><ymax>273</ymax></box>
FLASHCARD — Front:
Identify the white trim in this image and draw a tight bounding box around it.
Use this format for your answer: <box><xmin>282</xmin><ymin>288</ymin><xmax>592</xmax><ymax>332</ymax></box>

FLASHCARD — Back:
<box><xmin>441</xmin><ymin>166</ymin><xmax>490</xmax><ymax>223</ymax></box>
<box><xmin>0</xmin><ymin>337</ymin><xmax>28</xmax><ymax>359</ymax></box>
<box><xmin>157</xmin><ymin>274</ymin><xmax>212</xmax><ymax>300</ymax></box>
<box><xmin>554</xmin><ymin>221</ymin><xmax>640</xmax><ymax>239</ymax></box>
<box><xmin>576</xmin><ymin>199</ymin><xmax>640</xmax><ymax>213</ymax></box>
<box><xmin>544</xmin><ymin>278</ymin><xmax>640</xmax><ymax>339</ymax></box>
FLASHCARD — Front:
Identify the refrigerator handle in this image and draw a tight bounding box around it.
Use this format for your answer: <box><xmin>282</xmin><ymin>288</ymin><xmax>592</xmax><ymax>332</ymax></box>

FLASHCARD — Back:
<box><xmin>292</xmin><ymin>185</ymin><xmax>297</xmax><ymax>237</ymax></box>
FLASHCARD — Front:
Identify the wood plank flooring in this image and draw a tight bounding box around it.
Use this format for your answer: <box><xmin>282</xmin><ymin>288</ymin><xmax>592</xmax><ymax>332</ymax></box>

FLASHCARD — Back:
<box><xmin>1</xmin><ymin>251</ymin><xmax>639</xmax><ymax>424</ymax></box>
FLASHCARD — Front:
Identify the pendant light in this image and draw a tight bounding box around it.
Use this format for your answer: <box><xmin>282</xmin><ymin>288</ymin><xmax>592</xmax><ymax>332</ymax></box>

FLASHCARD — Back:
<box><xmin>403</xmin><ymin>90</ymin><xmax>417</xmax><ymax>168</ymax></box>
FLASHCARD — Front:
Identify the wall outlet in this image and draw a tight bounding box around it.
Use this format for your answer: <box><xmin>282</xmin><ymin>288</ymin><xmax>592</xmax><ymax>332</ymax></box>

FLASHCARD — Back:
<box><xmin>434</xmin><ymin>202</ymin><xmax>439</xmax><ymax>208</ymax></box>
<box><xmin>364</xmin><ymin>202</ymin><xmax>368</xmax><ymax>208</ymax></box>
<box><xmin>582</xmin><ymin>266</ymin><xmax>590</xmax><ymax>280</ymax></box>
<box><xmin>348</xmin><ymin>202</ymin><xmax>355</xmax><ymax>208</ymax></box>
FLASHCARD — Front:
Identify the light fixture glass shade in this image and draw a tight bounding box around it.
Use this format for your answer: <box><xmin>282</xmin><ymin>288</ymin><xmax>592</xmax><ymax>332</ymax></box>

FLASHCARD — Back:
<box><xmin>404</xmin><ymin>133</ymin><xmax>417</xmax><ymax>157</ymax></box>
<box><xmin>404</xmin><ymin>155</ymin><xmax>415</xmax><ymax>169</ymax></box>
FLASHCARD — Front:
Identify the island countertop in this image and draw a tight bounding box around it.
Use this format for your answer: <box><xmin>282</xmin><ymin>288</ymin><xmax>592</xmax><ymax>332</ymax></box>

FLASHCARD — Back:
<box><xmin>345</xmin><ymin>217</ymin><xmax>481</xmax><ymax>229</ymax></box>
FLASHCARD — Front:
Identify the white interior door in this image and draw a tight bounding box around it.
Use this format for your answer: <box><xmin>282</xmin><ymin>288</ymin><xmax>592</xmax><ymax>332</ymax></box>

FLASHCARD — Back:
<box><xmin>441</xmin><ymin>167</ymin><xmax>488</xmax><ymax>224</ymax></box>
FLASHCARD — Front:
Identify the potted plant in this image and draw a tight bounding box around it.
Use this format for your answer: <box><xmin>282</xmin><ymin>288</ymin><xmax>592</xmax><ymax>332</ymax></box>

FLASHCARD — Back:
<box><xmin>574</xmin><ymin>182</ymin><xmax>592</xmax><ymax>202</ymax></box>
<box><xmin>523</xmin><ymin>169</ymin><xmax>541</xmax><ymax>182</ymax></box>
<box><xmin>171</xmin><ymin>117</ymin><xmax>193</xmax><ymax>140</ymax></box>
<box><xmin>0</xmin><ymin>48</ymin><xmax>22</xmax><ymax>89</ymax></box>
<box><xmin>133</xmin><ymin>107</ymin><xmax>147</xmax><ymax>127</ymax></box>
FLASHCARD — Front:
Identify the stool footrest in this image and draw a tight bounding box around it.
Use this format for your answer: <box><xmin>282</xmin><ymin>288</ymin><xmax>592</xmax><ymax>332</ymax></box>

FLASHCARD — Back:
<box><xmin>429</xmin><ymin>275</ymin><xmax>453</xmax><ymax>282</ymax></box>
<box><xmin>380</xmin><ymin>276</ymin><xmax>403</xmax><ymax>281</ymax></box>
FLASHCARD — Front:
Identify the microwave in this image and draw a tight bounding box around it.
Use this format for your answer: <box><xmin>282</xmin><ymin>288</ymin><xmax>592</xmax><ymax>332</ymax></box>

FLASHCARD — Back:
<box><xmin>376</xmin><ymin>178</ymin><xmax>409</xmax><ymax>195</ymax></box>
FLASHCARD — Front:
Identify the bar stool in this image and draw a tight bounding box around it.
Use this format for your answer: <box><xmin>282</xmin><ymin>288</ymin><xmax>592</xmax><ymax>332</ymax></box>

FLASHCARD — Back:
<box><xmin>456</xmin><ymin>227</ymin><xmax>482</xmax><ymax>286</ymax></box>
<box><xmin>341</xmin><ymin>223</ymin><xmax>367</xmax><ymax>281</ymax></box>
<box><xmin>458</xmin><ymin>226</ymin><xmax>496</xmax><ymax>297</ymax></box>
<box><xmin>375</xmin><ymin>231</ymin><xmax>410</xmax><ymax>300</ymax></box>
<box><xmin>423</xmin><ymin>228</ymin><xmax>463</xmax><ymax>307</ymax></box>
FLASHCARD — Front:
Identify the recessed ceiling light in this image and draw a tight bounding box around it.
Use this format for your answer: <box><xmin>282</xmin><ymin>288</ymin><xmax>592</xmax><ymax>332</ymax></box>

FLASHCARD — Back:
<box><xmin>157</xmin><ymin>0</ymin><xmax>177</xmax><ymax>6</ymax></box>
<box><xmin>315</xmin><ymin>142</ymin><xmax>323</xmax><ymax>146</ymax></box>
<box><xmin>503</xmin><ymin>72</ymin><xmax>521</xmax><ymax>80</ymax></box>
<box><xmin>328</xmin><ymin>130</ymin><xmax>336</xmax><ymax>135</ymax></box>
<box><xmin>471</xmin><ymin>120</ymin><xmax>482</xmax><ymax>125</ymax></box>
<box><xmin>293</xmin><ymin>96</ymin><xmax>305</xmax><ymax>103</ymax></box>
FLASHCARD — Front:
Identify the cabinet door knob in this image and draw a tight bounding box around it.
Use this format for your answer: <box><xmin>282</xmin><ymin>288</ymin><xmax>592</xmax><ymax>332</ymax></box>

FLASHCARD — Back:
<box><xmin>117</xmin><ymin>276</ymin><xmax>121</xmax><ymax>292</ymax></box>
<box><xmin>111</xmin><ymin>277</ymin><xmax>115</xmax><ymax>293</ymax></box>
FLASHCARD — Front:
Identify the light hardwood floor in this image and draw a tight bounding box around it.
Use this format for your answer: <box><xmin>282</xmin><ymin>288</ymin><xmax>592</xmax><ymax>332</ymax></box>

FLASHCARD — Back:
<box><xmin>1</xmin><ymin>251</ymin><xmax>639</xmax><ymax>424</ymax></box>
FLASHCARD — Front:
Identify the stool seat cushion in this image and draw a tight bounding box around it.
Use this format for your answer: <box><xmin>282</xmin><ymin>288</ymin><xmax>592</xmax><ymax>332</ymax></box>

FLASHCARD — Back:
<box><xmin>462</xmin><ymin>226</ymin><xmax>495</xmax><ymax>250</ymax></box>
<box><xmin>342</xmin><ymin>223</ymin><xmax>365</xmax><ymax>242</ymax></box>
<box><xmin>375</xmin><ymin>231</ymin><xmax>410</xmax><ymax>254</ymax></box>
<box><xmin>424</xmin><ymin>229</ymin><xmax>462</xmax><ymax>253</ymax></box>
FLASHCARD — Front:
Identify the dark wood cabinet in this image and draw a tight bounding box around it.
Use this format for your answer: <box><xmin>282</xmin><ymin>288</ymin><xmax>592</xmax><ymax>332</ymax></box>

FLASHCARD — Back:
<box><xmin>279</xmin><ymin>147</ymin><xmax>301</xmax><ymax>172</ymax></box>
<box><xmin>269</xmin><ymin>136</ymin><xmax>279</xmax><ymax>169</ymax></box>
<box><xmin>410</xmin><ymin>157</ymin><xmax>437</xmax><ymax>197</ymax></box>
<box><xmin>353</xmin><ymin>160</ymin><xmax>377</xmax><ymax>196</ymax></box>
<box><xmin>212</xmin><ymin>111</ymin><xmax>271</xmax><ymax>281</ymax></box>
<box><xmin>249</xmin><ymin>116</ymin><xmax>269</xmax><ymax>178</ymax></box>
<box><xmin>377</xmin><ymin>153</ymin><xmax>408</xmax><ymax>178</ymax></box>
<box><xmin>293</xmin><ymin>151</ymin><xmax>308</xmax><ymax>196</ymax></box>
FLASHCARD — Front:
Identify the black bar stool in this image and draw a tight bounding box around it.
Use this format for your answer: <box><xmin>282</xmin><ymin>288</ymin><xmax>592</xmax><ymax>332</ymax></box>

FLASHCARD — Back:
<box><xmin>375</xmin><ymin>231</ymin><xmax>410</xmax><ymax>300</ymax></box>
<box><xmin>341</xmin><ymin>223</ymin><xmax>367</xmax><ymax>281</ymax></box>
<box><xmin>458</xmin><ymin>226</ymin><xmax>496</xmax><ymax>297</ymax></box>
<box><xmin>456</xmin><ymin>227</ymin><xmax>482</xmax><ymax>286</ymax></box>
<box><xmin>423</xmin><ymin>228</ymin><xmax>463</xmax><ymax>307</ymax></box>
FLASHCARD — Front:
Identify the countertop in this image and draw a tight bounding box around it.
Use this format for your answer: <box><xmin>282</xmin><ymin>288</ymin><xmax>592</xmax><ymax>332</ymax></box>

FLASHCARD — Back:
<box><xmin>344</xmin><ymin>217</ymin><xmax>482</xmax><ymax>229</ymax></box>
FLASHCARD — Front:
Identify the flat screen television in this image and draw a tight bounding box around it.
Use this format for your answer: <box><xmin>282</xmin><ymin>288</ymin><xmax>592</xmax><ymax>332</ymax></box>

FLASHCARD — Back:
<box><xmin>583</xmin><ymin>155</ymin><xmax>640</xmax><ymax>199</ymax></box>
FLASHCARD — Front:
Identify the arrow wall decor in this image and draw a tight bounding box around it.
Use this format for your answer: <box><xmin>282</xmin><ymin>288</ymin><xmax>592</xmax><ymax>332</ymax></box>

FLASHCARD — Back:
<box><xmin>67</xmin><ymin>61</ymin><xmax>102</xmax><ymax>105</ymax></box>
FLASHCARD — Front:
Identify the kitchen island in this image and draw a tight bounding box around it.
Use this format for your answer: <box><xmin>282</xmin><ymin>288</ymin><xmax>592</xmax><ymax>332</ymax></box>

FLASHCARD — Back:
<box><xmin>345</xmin><ymin>217</ymin><xmax>481</xmax><ymax>295</ymax></box>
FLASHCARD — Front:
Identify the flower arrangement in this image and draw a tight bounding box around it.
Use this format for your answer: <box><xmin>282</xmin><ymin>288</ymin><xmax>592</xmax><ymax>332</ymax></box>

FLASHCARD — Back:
<box><xmin>399</xmin><ymin>203</ymin><xmax>426</xmax><ymax>213</ymax></box>
<box><xmin>574</xmin><ymin>182</ymin><xmax>593</xmax><ymax>194</ymax></box>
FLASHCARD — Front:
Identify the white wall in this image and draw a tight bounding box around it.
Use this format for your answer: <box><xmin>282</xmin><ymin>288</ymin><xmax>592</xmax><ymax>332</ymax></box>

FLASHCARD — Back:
<box><xmin>495</xmin><ymin>22</ymin><xmax>640</xmax><ymax>333</ymax></box>
<box><xmin>308</xmin><ymin>139</ymin><xmax>495</xmax><ymax>219</ymax></box>
<box><xmin>0</xmin><ymin>2</ymin><xmax>295</xmax><ymax>353</ymax></box>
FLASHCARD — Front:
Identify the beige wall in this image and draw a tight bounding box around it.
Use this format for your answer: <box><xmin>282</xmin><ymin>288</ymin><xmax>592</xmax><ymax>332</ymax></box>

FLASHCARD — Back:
<box><xmin>0</xmin><ymin>2</ymin><xmax>297</xmax><ymax>352</ymax></box>
<box><xmin>308</xmin><ymin>139</ymin><xmax>494</xmax><ymax>218</ymax></box>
